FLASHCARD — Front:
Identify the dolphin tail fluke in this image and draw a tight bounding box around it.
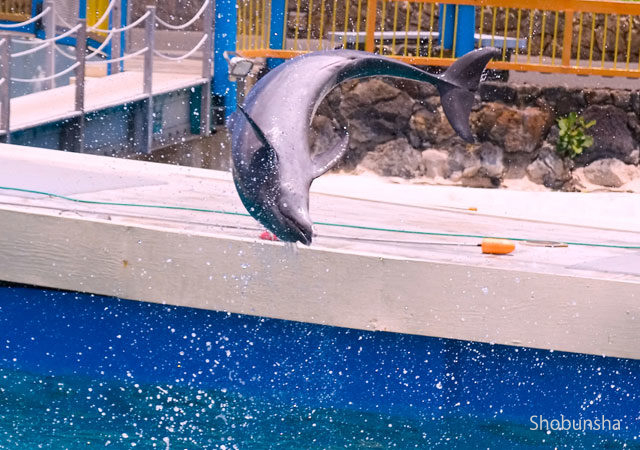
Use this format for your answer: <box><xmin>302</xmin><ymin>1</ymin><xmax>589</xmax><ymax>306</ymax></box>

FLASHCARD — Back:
<box><xmin>436</xmin><ymin>47</ymin><xmax>501</xmax><ymax>142</ymax></box>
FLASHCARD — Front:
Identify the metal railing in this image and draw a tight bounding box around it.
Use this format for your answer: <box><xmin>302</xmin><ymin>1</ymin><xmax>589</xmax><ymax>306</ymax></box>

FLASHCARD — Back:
<box><xmin>236</xmin><ymin>0</ymin><xmax>640</xmax><ymax>78</ymax></box>
<box><xmin>0</xmin><ymin>1</ymin><xmax>214</xmax><ymax>152</ymax></box>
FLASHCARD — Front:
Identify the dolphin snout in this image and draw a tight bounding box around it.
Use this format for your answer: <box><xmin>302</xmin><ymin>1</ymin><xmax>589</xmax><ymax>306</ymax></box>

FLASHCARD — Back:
<box><xmin>294</xmin><ymin>223</ymin><xmax>313</xmax><ymax>246</ymax></box>
<box><xmin>279</xmin><ymin>205</ymin><xmax>314</xmax><ymax>245</ymax></box>
<box><xmin>295</xmin><ymin>215</ymin><xmax>314</xmax><ymax>245</ymax></box>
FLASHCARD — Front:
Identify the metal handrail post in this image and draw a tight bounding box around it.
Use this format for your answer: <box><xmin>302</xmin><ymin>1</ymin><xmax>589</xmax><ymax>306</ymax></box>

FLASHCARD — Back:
<box><xmin>110</xmin><ymin>0</ymin><xmax>122</xmax><ymax>74</ymax></box>
<box><xmin>200</xmin><ymin>0</ymin><xmax>214</xmax><ymax>136</ymax></box>
<box><xmin>44</xmin><ymin>0</ymin><xmax>56</xmax><ymax>89</ymax></box>
<box><xmin>561</xmin><ymin>10</ymin><xmax>574</xmax><ymax>67</ymax></box>
<box><xmin>143</xmin><ymin>5</ymin><xmax>155</xmax><ymax>153</ymax></box>
<box><xmin>0</xmin><ymin>36</ymin><xmax>11</xmax><ymax>144</ymax></box>
<box><xmin>364</xmin><ymin>0</ymin><xmax>377</xmax><ymax>53</ymax></box>
<box><xmin>75</xmin><ymin>18</ymin><xmax>87</xmax><ymax>152</ymax></box>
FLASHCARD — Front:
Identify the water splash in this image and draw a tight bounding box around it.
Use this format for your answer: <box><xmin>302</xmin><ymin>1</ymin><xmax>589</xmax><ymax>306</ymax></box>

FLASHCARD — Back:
<box><xmin>284</xmin><ymin>241</ymin><xmax>298</xmax><ymax>255</ymax></box>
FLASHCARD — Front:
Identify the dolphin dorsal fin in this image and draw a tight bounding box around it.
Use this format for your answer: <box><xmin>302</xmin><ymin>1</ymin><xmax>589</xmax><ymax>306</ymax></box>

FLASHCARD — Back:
<box><xmin>237</xmin><ymin>105</ymin><xmax>272</xmax><ymax>148</ymax></box>
<box><xmin>311</xmin><ymin>133</ymin><xmax>350</xmax><ymax>178</ymax></box>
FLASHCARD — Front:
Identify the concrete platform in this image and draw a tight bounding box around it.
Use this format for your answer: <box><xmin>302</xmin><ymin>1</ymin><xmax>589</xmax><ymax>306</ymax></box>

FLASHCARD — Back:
<box><xmin>0</xmin><ymin>144</ymin><xmax>639</xmax><ymax>359</ymax></box>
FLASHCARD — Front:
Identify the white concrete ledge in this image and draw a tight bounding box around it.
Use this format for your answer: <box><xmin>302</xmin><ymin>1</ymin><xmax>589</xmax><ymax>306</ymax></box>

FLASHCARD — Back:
<box><xmin>0</xmin><ymin>144</ymin><xmax>639</xmax><ymax>359</ymax></box>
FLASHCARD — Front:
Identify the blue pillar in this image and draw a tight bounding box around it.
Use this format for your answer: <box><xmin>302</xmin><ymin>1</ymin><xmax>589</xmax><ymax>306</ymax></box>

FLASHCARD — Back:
<box><xmin>267</xmin><ymin>0</ymin><xmax>286</xmax><ymax>70</ymax></box>
<box><xmin>78</xmin><ymin>0</ymin><xmax>87</xmax><ymax>19</ymax></box>
<box><xmin>120</xmin><ymin>0</ymin><xmax>128</xmax><ymax>71</ymax></box>
<box><xmin>121</xmin><ymin>1</ymin><xmax>128</xmax><ymax>38</ymax></box>
<box><xmin>438</xmin><ymin>4</ymin><xmax>475</xmax><ymax>57</ymax></box>
<box><xmin>213</xmin><ymin>0</ymin><xmax>237</xmax><ymax>116</ymax></box>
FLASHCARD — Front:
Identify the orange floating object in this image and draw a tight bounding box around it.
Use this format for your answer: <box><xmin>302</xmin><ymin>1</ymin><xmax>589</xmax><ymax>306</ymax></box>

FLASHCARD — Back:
<box><xmin>481</xmin><ymin>238</ymin><xmax>515</xmax><ymax>254</ymax></box>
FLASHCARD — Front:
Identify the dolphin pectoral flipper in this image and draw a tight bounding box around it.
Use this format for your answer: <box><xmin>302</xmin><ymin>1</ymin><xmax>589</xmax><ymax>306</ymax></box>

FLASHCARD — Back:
<box><xmin>311</xmin><ymin>132</ymin><xmax>350</xmax><ymax>178</ymax></box>
<box><xmin>436</xmin><ymin>47</ymin><xmax>501</xmax><ymax>143</ymax></box>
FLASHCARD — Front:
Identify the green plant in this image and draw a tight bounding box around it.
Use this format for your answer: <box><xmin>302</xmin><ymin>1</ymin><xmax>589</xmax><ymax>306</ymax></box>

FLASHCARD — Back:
<box><xmin>556</xmin><ymin>112</ymin><xmax>596</xmax><ymax>159</ymax></box>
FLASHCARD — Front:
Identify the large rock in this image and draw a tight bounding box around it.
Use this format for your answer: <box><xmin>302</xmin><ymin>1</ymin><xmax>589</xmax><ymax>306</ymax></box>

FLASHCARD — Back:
<box><xmin>583</xmin><ymin>158</ymin><xmax>638</xmax><ymax>187</ymax></box>
<box><xmin>579</xmin><ymin>105</ymin><xmax>635</xmax><ymax>164</ymax></box>
<box><xmin>389</xmin><ymin>78</ymin><xmax>438</xmax><ymax>103</ymax></box>
<box><xmin>503</xmin><ymin>152</ymin><xmax>536</xmax><ymax>179</ymax></box>
<box><xmin>515</xmin><ymin>85</ymin><xmax>542</xmax><ymax>108</ymax></box>
<box><xmin>447</xmin><ymin>143</ymin><xmax>504</xmax><ymax>187</ymax></box>
<box><xmin>315</xmin><ymin>86</ymin><xmax>347</xmax><ymax>128</ymax></box>
<box><xmin>479</xmin><ymin>82</ymin><xmax>517</xmax><ymax>104</ymax></box>
<box><xmin>422</xmin><ymin>149</ymin><xmax>449</xmax><ymax>178</ymax></box>
<box><xmin>584</xmin><ymin>89</ymin><xmax>612</xmax><ymax>106</ymax></box>
<box><xmin>540</xmin><ymin>87</ymin><xmax>586</xmax><ymax>116</ymax></box>
<box><xmin>473</xmin><ymin>103</ymin><xmax>552</xmax><ymax>153</ymax></box>
<box><xmin>526</xmin><ymin>145</ymin><xmax>572</xmax><ymax>189</ymax></box>
<box><xmin>409</xmin><ymin>107</ymin><xmax>455</xmax><ymax>146</ymax></box>
<box><xmin>447</xmin><ymin>147</ymin><xmax>481</xmax><ymax>181</ymax></box>
<box><xmin>631</xmin><ymin>91</ymin><xmax>640</xmax><ymax>117</ymax></box>
<box><xmin>612</xmin><ymin>90</ymin><xmax>632</xmax><ymax>110</ymax></box>
<box><xmin>310</xmin><ymin>115</ymin><xmax>343</xmax><ymax>157</ymax></box>
<box><xmin>477</xmin><ymin>142</ymin><xmax>505</xmax><ymax>179</ymax></box>
<box><xmin>359</xmin><ymin>138</ymin><xmax>423</xmax><ymax>178</ymax></box>
<box><xmin>545</xmin><ymin>125</ymin><xmax>559</xmax><ymax>147</ymax></box>
<box><xmin>339</xmin><ymin>79</ymin><xmax>414</xmax><ymax>146</ymax></box>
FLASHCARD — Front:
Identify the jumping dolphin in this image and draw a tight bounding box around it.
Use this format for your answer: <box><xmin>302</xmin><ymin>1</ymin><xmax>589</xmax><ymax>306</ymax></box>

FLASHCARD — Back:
<box><xmin>228</xmin><ymin>48</ymin><xmax>500</xmax><ymax>245</ymax></box>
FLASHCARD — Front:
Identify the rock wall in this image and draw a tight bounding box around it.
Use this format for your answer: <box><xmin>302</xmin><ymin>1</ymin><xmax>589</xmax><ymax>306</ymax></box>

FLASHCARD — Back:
<box><xmin>311</xmin><ymin>79</ymin><xmax>640</xmax><ymax>190</ymax></box>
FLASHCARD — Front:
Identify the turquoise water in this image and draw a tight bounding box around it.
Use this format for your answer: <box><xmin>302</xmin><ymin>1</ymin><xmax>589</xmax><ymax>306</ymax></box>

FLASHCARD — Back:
<box><xmin>1</xmin><ymin>365</ymin><xmax>636</xmax><ymax>449</ymax></box>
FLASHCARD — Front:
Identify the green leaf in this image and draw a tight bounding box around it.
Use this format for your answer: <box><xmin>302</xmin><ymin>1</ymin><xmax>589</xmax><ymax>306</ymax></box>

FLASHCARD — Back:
<box><xmin>555</xmin><ymin>112</ymin><xmax>596</xmax><ymax>159</ymax></box>
<box><xmin>584</xmin><ymin>136</ymin><xmax>594</xmax><ymax>147</ymax></box>
<box><xmin>558</xmin><ymin>120</ymin><xmax>568</xmax><ymax>132</ymax></box>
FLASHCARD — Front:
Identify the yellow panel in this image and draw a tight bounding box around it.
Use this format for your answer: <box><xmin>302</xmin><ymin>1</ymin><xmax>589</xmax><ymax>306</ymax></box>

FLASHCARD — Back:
<box><xmin>87</xmin><ymin>0</ymin><xmax>109</xmax><ymax>32</ymax></box>
<box><xmin>236</xmin><ymin>0</ymin><xmax>244</xmax><ymax>50</ymax></box>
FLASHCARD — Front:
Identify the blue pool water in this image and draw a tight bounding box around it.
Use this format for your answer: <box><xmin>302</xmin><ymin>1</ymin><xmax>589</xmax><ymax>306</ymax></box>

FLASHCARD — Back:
<box><xmin>0</xmin><ymin>285</ymin><xmax>638</xmax><ymax>448</ymax></box>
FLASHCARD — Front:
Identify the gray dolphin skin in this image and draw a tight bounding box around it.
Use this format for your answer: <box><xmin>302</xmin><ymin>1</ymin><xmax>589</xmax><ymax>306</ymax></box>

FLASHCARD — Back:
<box><xmin>228</xmin><ymin>47</ymin><xmax>501</xmax><ymax>245</ymax></box>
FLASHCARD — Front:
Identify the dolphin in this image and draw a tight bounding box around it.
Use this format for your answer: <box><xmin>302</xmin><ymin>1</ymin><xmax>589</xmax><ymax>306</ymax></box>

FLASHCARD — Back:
<box><xmin>228</xmin><ymin>48</ymin><xmax>500</xmax><ymax>245</ymax></box>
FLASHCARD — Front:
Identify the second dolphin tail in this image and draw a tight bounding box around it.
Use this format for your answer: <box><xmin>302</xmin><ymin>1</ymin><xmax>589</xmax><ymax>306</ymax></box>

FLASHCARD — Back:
<box><xmin>436</xmin><ymin>47</ymin><xmax>501</xmax><ymax>142</ymax></box>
